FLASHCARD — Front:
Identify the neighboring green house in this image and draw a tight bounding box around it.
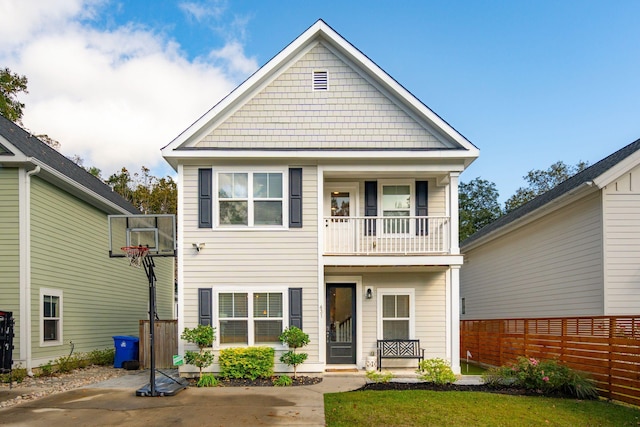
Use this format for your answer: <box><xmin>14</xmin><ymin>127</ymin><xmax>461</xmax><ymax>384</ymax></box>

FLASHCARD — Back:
<box><xmin>0</xmin><ymin>115</ymin><xmax>174</xmax><ymax>374</ymax></box>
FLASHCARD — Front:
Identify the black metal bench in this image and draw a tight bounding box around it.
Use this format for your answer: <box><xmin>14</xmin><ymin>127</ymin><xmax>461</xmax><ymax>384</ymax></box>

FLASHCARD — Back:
<box><xmin>377</xmin><ymin>339</ymin><xmax>424</xmax><ymax>371</ymax></box>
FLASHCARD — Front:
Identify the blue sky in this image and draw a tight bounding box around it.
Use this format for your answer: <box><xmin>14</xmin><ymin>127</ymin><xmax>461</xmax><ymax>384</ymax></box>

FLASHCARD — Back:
<box><xmin>2</xmin><ymin>0</ymin><xmax>639</xmax><ymax>203</ymax></box>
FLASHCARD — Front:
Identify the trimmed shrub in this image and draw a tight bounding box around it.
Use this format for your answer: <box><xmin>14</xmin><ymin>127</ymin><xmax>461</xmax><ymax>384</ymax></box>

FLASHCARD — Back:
<box><xmin>279</xmin><ymin>326</ymin><xmax>310</xmax><ymax>379</ymax></box>
<box><xmin>417</xmin><ymin>358</ymin><xmax>457</xmax><ymax>385</ymax></box>
<box><xmin>218</xmin><ymin>347</ymin><xmax>275</xmax><ymax>380</ymax></box>
<box><xmin>181</xmin><ymin>324</ymin><xmax>216</xmax><ymax>377</ymax></box>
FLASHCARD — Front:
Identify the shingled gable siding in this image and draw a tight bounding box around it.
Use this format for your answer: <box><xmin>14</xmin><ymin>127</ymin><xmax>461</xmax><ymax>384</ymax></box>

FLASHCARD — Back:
<box><xmin>603</xmin><ymin>163</ymin><xmax>640</xmax><ymax>315</ymax></box>
<box><xmin>28</xmin><ymin>177</ymin><xmax>174</xmax><ymax>361</ymax></box>
<box><xmin>461</xmin><ymin>191</ymin><xmax>603</xmax><ymax>320</ymax></box>
<box><xmin>181</xmin><ymin>165</ymin><xmax>319</xmax><ymax>365</ymax></box>
<box><xmin>195</xmin><ymin>43</ymin><xmax>452</xmax><ymax>150</ymax></box>
<box><xmin>0</xmin><ymin>167</ymin><xmax>21</xmax><ymax>357</ymax></box>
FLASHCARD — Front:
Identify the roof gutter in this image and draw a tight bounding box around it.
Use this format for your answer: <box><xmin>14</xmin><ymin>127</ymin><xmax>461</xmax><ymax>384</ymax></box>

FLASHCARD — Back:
<box><xmin>26</xmin><ymin>157</ymin><xmax>133</xmax><ymax>214</ymax></box>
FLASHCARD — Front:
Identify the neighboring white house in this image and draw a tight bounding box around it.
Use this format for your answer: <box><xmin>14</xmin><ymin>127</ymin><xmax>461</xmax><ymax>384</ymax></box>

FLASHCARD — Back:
<box><xmin>163</xmin><ymin>20</ymin><xmax>479</xmax><ymax>374</ymax></box>
<box><xmin>460</xmin><ymin>138</ymin><xmax>640</xmax><ymax>320</ymax></box>
<box><xmin>0</xmin><ymin>115</ymin><xmax>175</xmax><ymax>373</ymax></box>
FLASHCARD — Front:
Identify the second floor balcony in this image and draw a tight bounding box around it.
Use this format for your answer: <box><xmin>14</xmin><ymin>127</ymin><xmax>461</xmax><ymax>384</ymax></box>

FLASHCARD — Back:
<box><xmin>324</xmin><ymin>216</ymin><xmax>450</xmax><ymax>255</ymax></box>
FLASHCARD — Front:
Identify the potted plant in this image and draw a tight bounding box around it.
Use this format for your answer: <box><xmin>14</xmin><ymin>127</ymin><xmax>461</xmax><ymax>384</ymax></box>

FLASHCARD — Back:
<box><xmin>366</xmin><ymin>350</ymin><xmax>377</xmax><ymax>371</ymax></box>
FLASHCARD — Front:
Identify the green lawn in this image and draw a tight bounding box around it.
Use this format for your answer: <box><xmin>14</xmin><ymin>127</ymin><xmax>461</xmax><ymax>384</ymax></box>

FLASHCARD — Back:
<box><xmin>325</xmin><ymin>390</ymin><xmax>640</xmax><ymax>427</ymax></box>
<box><xmin>460</xmin><ymin>361</ymin><xmax>485</xmax><ymax>375</ymax></box>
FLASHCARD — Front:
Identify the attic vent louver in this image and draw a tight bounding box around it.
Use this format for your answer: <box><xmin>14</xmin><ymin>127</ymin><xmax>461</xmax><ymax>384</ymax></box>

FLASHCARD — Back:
<box><xmin>313</xmin><ymin>70</ymin><xmax>328</xmax><ymax>91</ymax></box>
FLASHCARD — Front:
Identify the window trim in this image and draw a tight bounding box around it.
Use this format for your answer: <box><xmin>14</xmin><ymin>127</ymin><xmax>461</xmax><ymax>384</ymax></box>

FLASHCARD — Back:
<box><xmin>214</xmin><ymin>168</ymin><xmax>289</xmax><ymax>230</ymax></box>
<box><xmin>376</xmin><ymin>288</ymin><xmax>415</xmax><ymax>340</ymax></box>
<box><xmin>40</xmin><ymin>288</ymin><xmax>63</xmax><ymax>346</ymax></box>
<box><xmin>214</xmin><ymin>286</ymin><xmax>289</xmax><ymax>349</ymax></box>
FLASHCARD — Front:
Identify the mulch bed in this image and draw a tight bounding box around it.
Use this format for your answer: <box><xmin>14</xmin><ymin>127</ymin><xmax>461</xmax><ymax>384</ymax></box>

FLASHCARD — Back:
<box><xmin>357</xmin><ymin>382</ymin><xmax>580</xmax><ymax>399</ymax></box>
<box><xmin>189</xmin><ymin>376</ymin><xmax>323</xmax><ymax>387</ymax></box>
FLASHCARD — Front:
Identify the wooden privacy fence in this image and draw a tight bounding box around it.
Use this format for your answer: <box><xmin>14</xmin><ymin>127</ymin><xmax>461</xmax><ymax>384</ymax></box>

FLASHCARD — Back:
<box><xmin>139</xmin><ymin>320</ymin><xmax>178</xmax><ymax>369</ymax></box>
<box><xmin>461</xmin><ymin>316</ymin><xmax>640</xmax><ymax>406</ymax></box>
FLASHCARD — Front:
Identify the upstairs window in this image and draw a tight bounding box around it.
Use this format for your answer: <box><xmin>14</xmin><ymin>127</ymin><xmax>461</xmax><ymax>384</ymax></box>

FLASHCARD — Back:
<box><xmin>381</xmin><ymin>183</ymin><xmax>411</xmax><ymax>234</ymax></box>
<box><xmin>218</xmin><ymin>172</ymin><xmax>283</xmax><ymax>227</ymax></box>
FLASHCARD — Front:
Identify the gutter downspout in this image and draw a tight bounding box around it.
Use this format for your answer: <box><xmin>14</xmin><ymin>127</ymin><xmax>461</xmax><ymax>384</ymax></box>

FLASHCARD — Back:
<box><xmin>20</xmin><ymin>164</ymin><xmax>40</xmax><ymax>376</ymax></box>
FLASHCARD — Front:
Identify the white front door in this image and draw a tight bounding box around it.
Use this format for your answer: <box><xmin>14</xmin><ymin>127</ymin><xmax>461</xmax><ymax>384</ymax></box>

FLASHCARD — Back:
<box><xmin>324</xmin><ymin>183</ymin><xmax>358</xmax><ymax>253</ymax></box>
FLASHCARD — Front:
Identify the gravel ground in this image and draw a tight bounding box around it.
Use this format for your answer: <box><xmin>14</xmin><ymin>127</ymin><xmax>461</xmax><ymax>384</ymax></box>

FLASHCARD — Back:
<box><xmin>0</xmin><ymin>366</ymin><xmax>129</xmax><ymax>409</ymax></box>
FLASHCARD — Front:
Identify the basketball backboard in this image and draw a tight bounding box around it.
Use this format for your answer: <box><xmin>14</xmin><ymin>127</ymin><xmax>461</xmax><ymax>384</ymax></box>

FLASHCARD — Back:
<box><xmin>108</xmin><ymin>214</ymin><xmax>176</xmax><ymax>257</ymax></box>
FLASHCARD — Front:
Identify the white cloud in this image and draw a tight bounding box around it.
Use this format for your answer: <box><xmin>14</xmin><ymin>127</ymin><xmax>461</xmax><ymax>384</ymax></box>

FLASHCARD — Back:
<box><xmin>0</xmin><ymin>0</ymin><xmax>257</xmax><ymax>178</ymax></box>
<box><xmin>179</xmin><ymin>0</ymin><xmax>227</xmax><ymax>22</ymax></box>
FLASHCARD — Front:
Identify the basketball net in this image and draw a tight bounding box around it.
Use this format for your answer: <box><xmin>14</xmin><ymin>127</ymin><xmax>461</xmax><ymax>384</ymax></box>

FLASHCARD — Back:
<box><xmin>122</xmin><ymin>246</ymin><xmax>149</xmax><ymax>268</ymax></box>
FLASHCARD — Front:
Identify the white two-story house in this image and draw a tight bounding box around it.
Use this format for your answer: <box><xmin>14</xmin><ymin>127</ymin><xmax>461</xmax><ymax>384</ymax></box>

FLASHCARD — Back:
<box><xmin>162</xmin><ymin>20</ymin><xmax>479</xmax><ymax>374</ymax></box>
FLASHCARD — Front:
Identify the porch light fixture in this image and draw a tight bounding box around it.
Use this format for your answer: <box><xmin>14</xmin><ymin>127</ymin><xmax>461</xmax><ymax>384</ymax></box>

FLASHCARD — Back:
<box><xmin>366</xmin><ymin>288</ymin><xmax>373</xmax><ymax>299</ymax></box>
<box><xmin>192</xmin><ymin>243</ymin><xmax>205</xmax><ymax>252</ymax></box>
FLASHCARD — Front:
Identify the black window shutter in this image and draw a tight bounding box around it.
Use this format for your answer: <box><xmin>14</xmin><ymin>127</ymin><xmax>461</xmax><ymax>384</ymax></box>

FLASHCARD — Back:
<box><xmin>415</xmin><ymin>180</ymin><xmax>428</xmax><ymax>235</ymax></box>
<box><xmin>289</xmin><ymin>288</ymin><xmax>303</xmax><ymax>329</ymax></box>
<box><xmin>289</xmin><ymin>168</ymin><xmax>303</xmax><ymax>228</ymax></box>
<box><xmin>364</xmin><ymin>181</ymin><xmax>377</xmax><ymax>236</ymax></box>
<box><xmin>198</xmin><ymin>288</ymin><xmax>212</xmax><ymax>326</ymax></box>
<box><xmin>198</xmin><ymin>169</ymin><xmax>212</xmax><ymax>228</ymax></box>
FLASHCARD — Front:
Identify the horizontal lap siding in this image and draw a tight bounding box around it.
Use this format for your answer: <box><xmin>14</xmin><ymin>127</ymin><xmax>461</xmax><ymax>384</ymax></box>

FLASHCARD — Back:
<box><xmin>359</xmin><ymin>271</ymin><xmax>446</xmax><ymax>366</ymax></box>
<box><xmin>0</xmin><ymin>168</ymin><xmax>21</xmax><ymax>356</ymax></box>
<box><xmin>29</xmin><ymin>178</ymin><xmax>174</xmax><ymax>362</ymax></box>
<box><xmin>604</xmin><ymin>165</ymin><xmax>640</xmax><ymax>315</ymax></box>
<box><xmin>461</xmin><ymin>191</ymin><xmax>603</xmax><ymax>319</ymax></box>
<box><xmin>182</xmin><ymin>165</ymin><xmax>319</xmax><ymax>362</ymax></box>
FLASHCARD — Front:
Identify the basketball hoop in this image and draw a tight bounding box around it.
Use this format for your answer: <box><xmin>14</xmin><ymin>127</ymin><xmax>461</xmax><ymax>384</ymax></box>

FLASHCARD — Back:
<box><xmin>121</xmin><ymin>246</ymin><xmax>149</xmax><ymax>268</ymax></box>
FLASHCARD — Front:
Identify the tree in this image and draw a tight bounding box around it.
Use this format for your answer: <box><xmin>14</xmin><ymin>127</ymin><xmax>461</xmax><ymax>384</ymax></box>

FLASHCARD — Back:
<box><xmin>70</xmin><ymin>155</ymin><xmax>102</xmax><ymax>178</ymax></box>
<box><xmin>459</xmin><ymin>178</ymin><xmax>502</xmax><ymax>242</ymax></box>
<box><xmin>106</xmin><ymin>166</ymin><xmax>177</xmax><ymax>214</ymax></box>
<box><xmin>181</xmin><ymin>324</ymin><xmax>216</xmax><ymax>378</ymax></box>
<box><xmin>504</xmin><ymin>161</ymin><xmax>588</xmax><ymax>212</ymax></box>
<box><xmin>279</xmin><ymin>326</ymin><xmax>310</xmax><ymax>379</ymax></box>
<box><xmin>0</xmin><ymin>67</ymin><xmax>28</xmax><ymax>122</ymax></box>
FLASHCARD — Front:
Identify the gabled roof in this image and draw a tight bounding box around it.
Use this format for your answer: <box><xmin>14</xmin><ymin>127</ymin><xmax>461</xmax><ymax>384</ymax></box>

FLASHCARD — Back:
<box><xmin>162</xmin><ymin>19</ymin><xmax>479</xmax><ymax>166</ymax></box>
<box><xmin>0</xmin><ymin>114</ymin><xmax>139</xmax><ymax>214</ymax></box>
<box><xmin>462</xmin><ymin>137</ymin><xmax>640</xmax><ymax>249</ymax></box>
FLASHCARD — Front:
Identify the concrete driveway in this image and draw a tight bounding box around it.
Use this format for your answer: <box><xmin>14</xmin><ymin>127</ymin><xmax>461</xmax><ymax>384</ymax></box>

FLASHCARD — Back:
<box><xmin>0</xmin><ymin>371</ymin><xmax>365</xmax><ymax>427</ymax></box>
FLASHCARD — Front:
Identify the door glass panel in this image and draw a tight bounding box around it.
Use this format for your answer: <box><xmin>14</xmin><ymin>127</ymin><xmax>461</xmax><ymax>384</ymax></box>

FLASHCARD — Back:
<box><xmin>328</xmin><ymin>287</ymin><xmax>353</xmax><ymax>343</ymax></box>
<box><xmin>330</xmin><ymin>192</ymin><xmax>350</xmax><ymax>217</ymax></box>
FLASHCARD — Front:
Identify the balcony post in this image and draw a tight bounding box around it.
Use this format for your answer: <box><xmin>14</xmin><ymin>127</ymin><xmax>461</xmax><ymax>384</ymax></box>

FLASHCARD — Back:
<box><xmin>449</xmin><ymin>172</ymin><xmax>460</xmax><ymax>255</ymax></box>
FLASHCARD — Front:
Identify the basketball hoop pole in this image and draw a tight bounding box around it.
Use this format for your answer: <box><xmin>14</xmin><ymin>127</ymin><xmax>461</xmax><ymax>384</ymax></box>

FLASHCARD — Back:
<box><xmin>142</xmin><ymin>256</ymin><xmax>157</xmax><ymax>397</ymax></box>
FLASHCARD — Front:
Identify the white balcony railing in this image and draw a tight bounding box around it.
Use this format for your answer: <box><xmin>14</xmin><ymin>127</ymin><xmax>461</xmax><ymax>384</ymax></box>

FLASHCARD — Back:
<box><xmin>324</xmin><ymin>216</ymin><xmax>450</xmax><ymax>255</ymax></box>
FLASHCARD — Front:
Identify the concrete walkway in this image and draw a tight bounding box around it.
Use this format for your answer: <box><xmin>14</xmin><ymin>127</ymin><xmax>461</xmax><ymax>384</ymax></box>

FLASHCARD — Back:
<box><xmin>0</xmin><ymin>371</ymin><xmax>366</xmax><ymax>427</ymax></box>
<box><xmin>0</xmin><ymin>370</ymin><xmax>482</xmax><ymax>426</ymax></box>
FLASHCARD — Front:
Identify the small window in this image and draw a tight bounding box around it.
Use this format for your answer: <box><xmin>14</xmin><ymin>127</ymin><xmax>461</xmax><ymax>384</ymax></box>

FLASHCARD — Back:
<box><xmin>313</xmin><ymin>70</ymin><xmax>328</xmax><ymax>91</ymax></box>
<box><xmin>40</xmin><ymin>288</ymin><xmax>62</xmax><ymax>345</ymax></box>
<box><xmin>378</xmin><ymin>289</ymin><xmax>414</xmax><ymax>340</ymax></box>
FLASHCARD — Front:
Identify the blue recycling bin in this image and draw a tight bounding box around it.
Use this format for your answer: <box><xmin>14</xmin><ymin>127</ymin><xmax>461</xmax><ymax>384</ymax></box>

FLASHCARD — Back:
<box><xmin>113</xmin><ymin>335</ymin><xmax>139</xmax><ymax>368</ymax></box>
